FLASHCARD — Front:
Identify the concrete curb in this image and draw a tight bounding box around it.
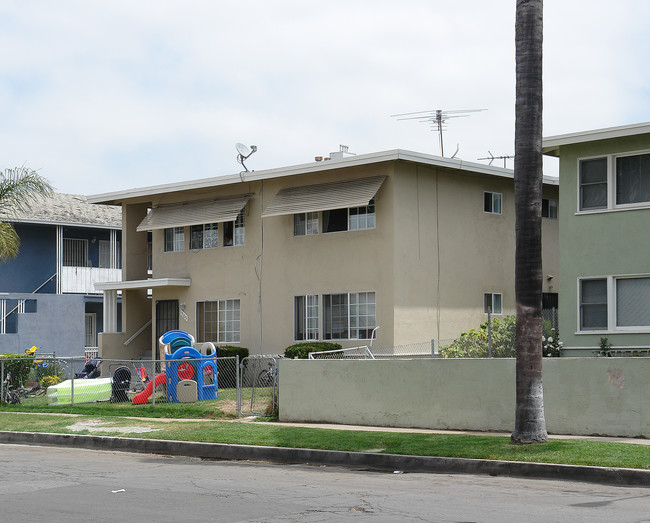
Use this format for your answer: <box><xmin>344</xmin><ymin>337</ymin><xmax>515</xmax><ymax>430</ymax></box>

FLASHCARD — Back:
<box><xmin>1</xmin><ymin>431</ymin><xmax>648</xmax><ymax>487</ymax></box>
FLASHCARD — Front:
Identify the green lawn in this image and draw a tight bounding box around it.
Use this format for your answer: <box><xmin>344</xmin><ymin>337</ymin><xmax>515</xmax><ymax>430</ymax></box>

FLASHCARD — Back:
<box><xmin>0</xmin><ymin>412</ymin><xmax>647</xmax><ymax>470</ymax></box>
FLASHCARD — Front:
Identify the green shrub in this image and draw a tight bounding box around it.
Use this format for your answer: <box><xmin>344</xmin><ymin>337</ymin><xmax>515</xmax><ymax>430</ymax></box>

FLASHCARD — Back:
<box><xmin>1</xmin><ymin>354</ymin><xmax>35</xmax><ymax>386</ymax></box>
<box><xmin>284</xmin><ymin>342</ymin><xmax>343</xmax><ymax>359</ymax></box>
<box><xmin>216</xmin><ymin>346</ymin><xmax>249</xmax><ymax>360</ymax></box>
<box><xmin>40</xmin><ymin>375</ymin><xmax>63</xmax><ymax>388</ymax></box>
<box><xmin>440</xmin><ymin>315</ymin><xmax>560</xmax><ymax>358</ymax></box>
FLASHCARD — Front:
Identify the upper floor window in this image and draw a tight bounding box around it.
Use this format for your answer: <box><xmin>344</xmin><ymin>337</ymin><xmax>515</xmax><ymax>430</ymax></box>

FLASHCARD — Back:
<box><xmin>542</xmin><ymin>198</ymin><xmax>558</xmax><ymax>219</ymax></box>
<box><xmin>484</xmin><ymin>192</ymin><xmax>502</xmax><ymax>214</ymax></box>
<box><xmin>190</xmin><ymin>223</ymin><xmax>219</xmax><ymax>250</ymax></box>
<box><xmin>224</xmin><ymin>210</ymin><xmax>245</xmax><ymax>247</ymax></box>
<box><xmin>164</xmin><ymin>227</ymin><xmax>184</xmax><ymax>252</ymax></box>
<box><xmin>579</xmin><ymin>152</ymin><xmax>650</xmax><ymax>211</ymax></box>
<box><xmin>294</xmin><ymin>212</ymin><xmax>319</xmax><ymax>236</ymax></box>
<box><xmin>321</xmin><ymin>199</ymin><xmax>376</xmax><ymax>234</ymax></box>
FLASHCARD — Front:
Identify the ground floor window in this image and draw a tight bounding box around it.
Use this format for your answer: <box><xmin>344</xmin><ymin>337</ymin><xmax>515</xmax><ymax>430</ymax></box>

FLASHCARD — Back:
<box><xmin>85</xmin><ymin>313</ymin><xmax>97</xmax><ymax>347</ymax></box>
<box><xmin>483</xmin><ymin>293</ymin><xmax>502</xmax><ymax>315</ymax></box>
<box><xmin>196</xmin><ymin>299</ymin><xmax>241</xmax><ymax>343</ymax></box>
<box><xmin>294</xmin><ymin>295</ymin><xmax>319</xmax><ymax>340</ymax></box>
<box><xmin>321</xmin><ymin>291</ymin><xmax>376</xmax><ymax>340</ymax></box>
<box><xmin>579</xmin><ymin>275</ymin><xmax>650</xmax><ymax>331</ymax></box>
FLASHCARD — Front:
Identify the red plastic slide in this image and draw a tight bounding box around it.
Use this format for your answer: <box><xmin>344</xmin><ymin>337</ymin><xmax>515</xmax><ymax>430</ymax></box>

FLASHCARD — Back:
<box><xmin>132</xmin><ymin>373</ymin><xmax>167</xmax><ymax>405</ymax></box>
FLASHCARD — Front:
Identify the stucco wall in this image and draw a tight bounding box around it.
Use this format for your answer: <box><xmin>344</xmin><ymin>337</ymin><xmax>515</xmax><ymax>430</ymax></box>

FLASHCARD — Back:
<box><xmin>0</xmin><ymin>293</ymin><xmax>86</xmax><ymax>356</ymax></box>
<box><xmin>278</xmin><ymin>358</ymin><xmax>649</xmax><ymax>438</ymax></box>
<box><xmin>557</xmin><ymin>135</ymin><xmax>650</xmax><ymax>352</ymax></box>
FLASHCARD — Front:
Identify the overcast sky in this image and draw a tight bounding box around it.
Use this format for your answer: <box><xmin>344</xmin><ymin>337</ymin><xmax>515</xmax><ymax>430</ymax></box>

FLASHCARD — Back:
<box><xmin>2</xmin><ymin>1</ymin><xmax>649</xmax><ymax>196</ymax></box>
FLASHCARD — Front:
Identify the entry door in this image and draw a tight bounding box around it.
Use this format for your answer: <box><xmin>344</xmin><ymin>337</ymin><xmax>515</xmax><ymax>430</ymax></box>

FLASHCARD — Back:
<box><xmin>156</xmin><ymin>300</ymin><xmax>179</xmax><ymax>341</ymax></box>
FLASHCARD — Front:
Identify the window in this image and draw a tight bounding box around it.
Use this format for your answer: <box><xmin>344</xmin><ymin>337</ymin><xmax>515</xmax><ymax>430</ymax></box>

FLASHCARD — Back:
<box><xmin>484</xmin><ymin>293</ymin><xmax>502</xmax><ymax>314</ymax></box>
<box><xmin>349</xmin><ymin>199</ymin><xmax>376</xmax><ymax>230</ymax></box>
<box><xmin>542</xmin><ymin>198</ymin><xmax>558</xmax><ymax>219</ymax></box>
<box><xmin>322</xmin><ymin>199</ymin><xmax>376</xmax><ymax>233</ymax></box>
<box><xmin>190</xmin><ymin>223</ymin><xmax>219</xmax><ymax>250</ymax></box>
<box><xmin>196</xmin><ymin>299</ymin><xmax>240</xmax><ymax>343</ymax></box>
<box><xmin>579</xmin><ymin>152</ymin><xmax>650</xmax><ymax>211</ymax></box>
<box><xmin>323</xmin><ymin>291</ymin><xmax>376</xmax><ymax>340</ymax></box>
<box><xmin>63</xmin><ymin>238</ymin><xmax>89</xmax><ymax>266</ymax></box>
<box><xmin>580</xmin><ymin>158</ymin><xmax>608</xmax><ymax>210</ymax></box>
<box><xmin>164</xmin><ymin>227</ymin><xmax>184</xmax><ymax>252</ymax></box>
<box><xmin>616</xmin><ymin>277</ymin><xmax>650</xmax><ymax>328</ymax></box>
<box><xmin>99</xmin><ymin>240</ymin><xmax>121</xmax><ymax>268</ymax></box>
<box><xmin>484</xmin><ymin>192</ymin><xmax>502</xmax><ymax>214</ymax></box>
<box><xmin>294</xmin><ymin>212</ymin><xmax>319</xmax><ymax>236</ymax></box>
<box><xmin>616</xmin><ymin>153</ymin><xmax>650</xmax><ymax>205</ymax></box>
<box><xmin>580</xmin><ymin>279</ymin><xmax>607</xmax><ymax>330</ymax></box>
<box><xmin>294</xmin><ymin>295</ymin><xmax>319</xmax><ymax>340</ymax></box>
<box><xmin>85</xmin><ymin>313</ymin><xmax>97</xmax><ymax>348</ymax></box>
<box><xmin>224</xmin><ymin>210</ymin><xmax>245</xmax><ymax>246</ymax></box>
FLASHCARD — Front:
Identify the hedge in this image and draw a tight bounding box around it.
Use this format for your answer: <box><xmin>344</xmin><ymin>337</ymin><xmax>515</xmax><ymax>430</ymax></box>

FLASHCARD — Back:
<box><xmin>0</xmin><ymin>354</ymin><xmax>35</xmax><ymax>386</ymax></box>
<box><xmin>284</xmin><ymin>342</ymin><xmax>343</xmax><ymax>359</ymax></box>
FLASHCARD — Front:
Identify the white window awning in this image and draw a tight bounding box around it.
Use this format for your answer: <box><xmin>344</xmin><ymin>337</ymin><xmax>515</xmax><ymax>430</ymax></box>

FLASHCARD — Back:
<box><xmin>261</xmin><ymin>176</ymin><xmax>386</xmax><ymax>218</ymax></box>
<box><xmin>95</xmin><ymin>278</ymin><xmax>191</xmax><ymax>291</ymax></box>
<box><xmin>137</xmin><ymin>195</ymin><xmax>251</xmax><ymax>232</ymax></box>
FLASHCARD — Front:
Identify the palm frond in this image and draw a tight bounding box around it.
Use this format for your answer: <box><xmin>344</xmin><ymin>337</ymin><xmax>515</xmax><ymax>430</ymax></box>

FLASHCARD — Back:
<box><xmin>0</xmin><ymin>221</ymin><xmax>20</xmax><ymax>261</ymax></box>
<box><xmin>0</xmin><ymin>166</ymin><xmax>54</xmax><ymax>215</ymax></box>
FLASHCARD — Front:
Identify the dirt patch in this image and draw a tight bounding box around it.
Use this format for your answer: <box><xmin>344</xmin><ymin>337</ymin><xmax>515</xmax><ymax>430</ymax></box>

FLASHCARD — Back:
<box><xmin>67</xmin><ymin>419</ymin><xmax>162</xmax><ymax>434</ymax></box>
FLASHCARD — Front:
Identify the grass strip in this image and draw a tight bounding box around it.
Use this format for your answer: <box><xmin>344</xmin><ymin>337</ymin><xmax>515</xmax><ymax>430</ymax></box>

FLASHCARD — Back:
<box><xmin>0</xmin><ymin>413</ymin><xmax>647</xmax><ymax>470</ymax></box>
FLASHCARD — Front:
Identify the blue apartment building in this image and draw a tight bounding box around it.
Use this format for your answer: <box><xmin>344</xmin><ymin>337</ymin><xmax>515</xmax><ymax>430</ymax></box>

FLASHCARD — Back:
<box><xmin>0</xmin><ymin>193</ymin><xmax>122</xmax><ymax>356</ymax></box>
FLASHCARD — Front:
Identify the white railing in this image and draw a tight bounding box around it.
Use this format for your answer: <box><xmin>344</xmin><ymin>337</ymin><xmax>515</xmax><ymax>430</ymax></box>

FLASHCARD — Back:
<box><xmin>61</xmin><ymin>267</ymin><xmax>122</xmax><ymax>294</ymax></box>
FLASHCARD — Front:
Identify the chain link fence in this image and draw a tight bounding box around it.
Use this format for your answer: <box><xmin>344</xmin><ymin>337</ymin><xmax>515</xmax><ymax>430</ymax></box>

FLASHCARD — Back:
<box><xmin>0</xmin><ymin>355</ymin><xmax>280</xmax><ymax>417</ymax></box>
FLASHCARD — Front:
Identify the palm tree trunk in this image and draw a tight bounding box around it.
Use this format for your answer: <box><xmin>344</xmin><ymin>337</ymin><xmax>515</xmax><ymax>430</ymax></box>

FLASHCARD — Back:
<box><xmin>511</xmin><ymin>0</ymin><xmax>548</xmax><ymax>444</ymax></box>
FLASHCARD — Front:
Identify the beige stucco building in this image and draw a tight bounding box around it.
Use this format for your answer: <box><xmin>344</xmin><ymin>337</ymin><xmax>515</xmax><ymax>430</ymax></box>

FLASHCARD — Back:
<box><xmin>88</xmin><ymin>149</ymin><xmax>559</xmax><ymax>359</ymax></box>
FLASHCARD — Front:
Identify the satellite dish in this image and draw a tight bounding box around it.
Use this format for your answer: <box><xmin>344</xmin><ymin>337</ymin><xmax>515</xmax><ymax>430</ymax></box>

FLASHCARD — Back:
<box><xmin>235</xmin><ymin>143</ymin><xmax>258</xmax><ymax>172</ymax></box>
<box><xmin>236</xmin><ymin>143</ymin><xmax>251</xmax><ymax>157</ymax></box>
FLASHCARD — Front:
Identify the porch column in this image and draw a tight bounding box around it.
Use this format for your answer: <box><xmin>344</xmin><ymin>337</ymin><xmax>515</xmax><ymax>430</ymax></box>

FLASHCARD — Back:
<box><xmin>103</xmin><ymin>290</ymin><xmax>118</xmax><ymax>333</ymax></box>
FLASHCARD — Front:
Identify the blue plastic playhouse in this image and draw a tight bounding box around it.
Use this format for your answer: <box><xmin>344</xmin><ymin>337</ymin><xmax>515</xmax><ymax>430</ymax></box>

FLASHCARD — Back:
<box><xmin>160</xmin><ymin>330</ymin><xmax>218</xmax><ymax>403</ymax></box>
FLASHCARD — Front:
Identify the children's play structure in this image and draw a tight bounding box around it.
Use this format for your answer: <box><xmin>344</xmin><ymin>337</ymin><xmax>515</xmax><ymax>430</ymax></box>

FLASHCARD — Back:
<box><xmin>132</xmin><ymin>330</ymin><xmax>218</xmax><ymax>405</ymax></box>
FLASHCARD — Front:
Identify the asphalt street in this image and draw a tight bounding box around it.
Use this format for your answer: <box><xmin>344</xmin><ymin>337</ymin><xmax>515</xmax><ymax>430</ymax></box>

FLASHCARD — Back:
<box><xmin>1</xmin><ymin>444</ymin><xmax>648</xmax><ymax>522</ymax></box>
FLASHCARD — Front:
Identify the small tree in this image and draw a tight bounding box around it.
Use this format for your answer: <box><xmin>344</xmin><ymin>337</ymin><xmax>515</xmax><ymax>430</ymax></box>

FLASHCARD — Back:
<box><xmin>0</xmin><ymin>167</ymin><xmax>54</xmax><ymax>261</ymax></box>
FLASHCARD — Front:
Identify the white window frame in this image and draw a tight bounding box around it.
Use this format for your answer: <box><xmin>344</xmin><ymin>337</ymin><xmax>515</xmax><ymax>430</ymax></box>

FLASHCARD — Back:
<box><xmin>321</xmin><ymin>199</ymin><xmax>376</xmax><ymax>234</ymax></box>
<box><xmin>85</xmin><ymin>313</ymin><xmax>97</xmax><ymax>348</ymax></box>
<box><xmin>293</xmin><ymin>212</ymin><xmax>319</xmax><ymax>236</ymax></box>
<box><xmin>541</xmin><ymin>198</ymin><xmax>558</xmax><ymax>219</ymax></box>
<box><xmin>224</xmin><ymin>210</ymin><xmax>245</xmax><ymax>247</ymax></box>
<box><xmin>294</xmin><ymin>294</ymin><xmax>319</xmax><ymax>341</ymax></box>
<box><xmin>483</xmin><ymin>293</ymin><xmax>502</xmax><ymax>315</ymax></box>
<box><xmin>196</xmin><ymin>299</ymin><xmax>241</xmax><ymax>343</ymax></box>
<box><xmin>164</xmin><ymin>227</ymin><xmax>185</xmax><ymax>252</ymax></box>
<box><xmin>577</xmin><ymin>150</ymin><xmax>650</xmax><ymax>213</ymax></box>
<box><xmin>322</xmin><ymin>291</ymin><xmax>376</xmax><ymax>340</ymax></box>
<box><xmin>190</xmin><ymin>223</ymin><xmax>219</xmax><ymax>250</ymax></box>
<box><xmin>483</xmin><ymin>192</ymin><xmax>502</xmax><ymax>215</ymax></box>
<box><xmin>577</xmin><ymin>274</ymin><xmax>650</xmax><ymax>333</ymax></box>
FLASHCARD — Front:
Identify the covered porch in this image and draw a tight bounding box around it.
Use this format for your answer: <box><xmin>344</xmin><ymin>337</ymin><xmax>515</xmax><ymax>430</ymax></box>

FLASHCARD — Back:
<box><xmin>95</xmin><ymin>277</ymin><xmax>191</xmax><ymax>360</ymax></box>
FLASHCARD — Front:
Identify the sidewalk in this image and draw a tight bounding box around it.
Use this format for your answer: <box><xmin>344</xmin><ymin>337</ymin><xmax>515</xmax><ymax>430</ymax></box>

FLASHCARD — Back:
<box><xmin>0</xmin><ymin>413</ymin><xmax>648</xmax><ymax>487</ymax></box>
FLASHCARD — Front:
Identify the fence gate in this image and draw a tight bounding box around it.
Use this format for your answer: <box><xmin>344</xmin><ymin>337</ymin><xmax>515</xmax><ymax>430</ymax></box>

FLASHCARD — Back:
<box><xmin>238</xmin><ymin>355</ymin><xmax>281</xmax><ymax>416</ymax></box>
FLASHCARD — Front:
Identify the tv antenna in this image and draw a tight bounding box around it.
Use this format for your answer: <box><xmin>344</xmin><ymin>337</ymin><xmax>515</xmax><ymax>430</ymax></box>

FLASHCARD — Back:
<box><xmin>391</xmin><ymin>108</ymin><xmax>486</xmax><ymax>157</ymax></box>
<box><xmin>236</xmin><ymin>143</ymin><xmax>257</xmax><ymax>172</ymax></box>
<box><xmin>477</xmin><ymin>151</ymin><xmax>514</xmax><ymax>168</ymax></box>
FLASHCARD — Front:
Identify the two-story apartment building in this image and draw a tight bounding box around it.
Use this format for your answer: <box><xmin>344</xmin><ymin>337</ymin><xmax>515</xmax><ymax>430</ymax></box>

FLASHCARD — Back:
<box><xmin>90</xmin><ymin>149</ymin><xmax>559</xmax><ymax>359</ymax></box>
<box><xmin>89</xmin><ymin>149</ymin><xmax>559</xmax><ymax>359</ymax></box>
<box><xmin>0</xmin><ymin>193</ymin><xmax>122</xmax><ymax>356</ymax></box>
<box><xmin>543</xmin><ymin>123</ymin><xmax>650</xmax><ymax>356</ymax></box>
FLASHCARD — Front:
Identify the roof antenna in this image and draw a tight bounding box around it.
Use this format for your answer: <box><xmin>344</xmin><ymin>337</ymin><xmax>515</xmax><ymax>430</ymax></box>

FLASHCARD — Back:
<box><xmin>236</xmin><ymin>143</ymin><xmax>257</xmax><ymax>173</ymax></box>
<box><xmin>391</xmin><ymin>108</ymin><xmax>486</xmax><ymax>157</ymax></box>
<box><xmin>477</xmin><ymin>151</ymin><xmax>514</xmax><ymax>168</ymax></box>
<box><xmin>450</xmin><ymin>144</ymin><xmax>460</xmax><ymax>159</ymax></box>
